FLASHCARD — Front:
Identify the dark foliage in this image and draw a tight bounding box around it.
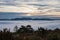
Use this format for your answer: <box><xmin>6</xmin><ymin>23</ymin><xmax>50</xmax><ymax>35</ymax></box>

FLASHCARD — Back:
<box><xmin>0</xmin><ymin>25</ymin><xmax>60</xmax><ymax>40</ymax></box>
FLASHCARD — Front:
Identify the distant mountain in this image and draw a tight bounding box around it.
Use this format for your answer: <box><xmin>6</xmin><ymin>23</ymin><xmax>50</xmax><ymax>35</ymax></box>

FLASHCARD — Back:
<box><xmin>11</xmin><ymin>17</ymin><xmax>60</xmax><ymax>20</ymax></box>
<box><xmin>0</xmin><ymin>17</ymin><xmax>60</xmax><ymax>20</ymax></box>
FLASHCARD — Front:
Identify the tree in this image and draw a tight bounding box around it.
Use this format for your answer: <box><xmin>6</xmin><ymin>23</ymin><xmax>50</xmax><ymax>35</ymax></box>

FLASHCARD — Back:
<box><xmin>3</xmin><ymin>28</ymin><xmax>8</xmax><ymax>32</ymax></box>
<box><xmin>26</xmin><ymin>25</ymin><xmax>34</xmax><ymax>33</ymax></box>
<box><xmin>14</xmin><ymin>26</ymin><xmax>18</xmax><ymax>32</ymax></box>
<box><xmin>17</xmin><ymin>25</ymin><xmax>26</xmax><ymax>33</ymax></box>
<box><xmin>37</xmin><ymin>27</ymin><xmax>47</xmax><ymax>40</ymax></box>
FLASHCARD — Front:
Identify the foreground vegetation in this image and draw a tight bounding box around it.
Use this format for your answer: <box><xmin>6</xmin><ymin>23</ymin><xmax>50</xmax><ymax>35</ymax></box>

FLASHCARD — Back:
<box><xmin>0</xmin><ymin>25</ymin><xmax>60</xmax><ymax>40</ymax></box>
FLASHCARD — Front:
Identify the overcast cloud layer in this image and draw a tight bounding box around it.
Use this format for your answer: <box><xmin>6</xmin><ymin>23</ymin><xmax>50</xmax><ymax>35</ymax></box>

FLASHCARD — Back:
<box><xmin>0</xmin><ymin>0</ymin><xmax>60</xmax><ymax>16</ymax></box>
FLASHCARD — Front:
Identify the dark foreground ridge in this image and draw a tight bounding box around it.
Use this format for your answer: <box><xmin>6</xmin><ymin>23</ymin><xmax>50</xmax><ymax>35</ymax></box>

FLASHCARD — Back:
<box><xmin>0</xmin><ymin>25</ymin><xmax>60</xmax><ymax>40</ymax></box>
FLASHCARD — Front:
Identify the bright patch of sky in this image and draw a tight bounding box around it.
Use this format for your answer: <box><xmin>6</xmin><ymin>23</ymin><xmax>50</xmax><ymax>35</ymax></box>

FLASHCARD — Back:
<box><xmin>0</xmin><ymin>0</ymin><xmax>60</xmax><ymax>16</ymax></box>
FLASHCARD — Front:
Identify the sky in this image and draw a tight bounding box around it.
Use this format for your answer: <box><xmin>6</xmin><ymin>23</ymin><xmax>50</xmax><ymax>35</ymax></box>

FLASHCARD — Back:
<box><xmin>0</xmin><ymin>0</ymin><xmax>60</xmax><ymax>31</ymax></box>
<box><xmin>0</xmin><ymin>0</ymin><xmax>60</xmax><ymax>16</ymax></box>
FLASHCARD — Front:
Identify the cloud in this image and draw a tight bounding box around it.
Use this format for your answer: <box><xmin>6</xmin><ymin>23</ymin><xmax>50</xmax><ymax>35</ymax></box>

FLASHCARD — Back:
<box><xmin>0</xmin><ymin>0</ymin><xmax>60</xmax><ymax>16</ymax></box>
<box><xmin>0</xmin><ymin>5</ymin><xmax>39</xmax><ymax>13</ymax></box>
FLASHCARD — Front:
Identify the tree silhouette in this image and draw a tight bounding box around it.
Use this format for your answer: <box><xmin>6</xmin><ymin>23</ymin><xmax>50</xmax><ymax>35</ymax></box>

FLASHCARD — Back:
<box><xmin>14</xmin><ymin>26</ymin><xmax>18</xmax><ymax>32</ymax></box>
<box><xmin>17</xmin><ymin>25</ymin><xmax>34</xmax><ymax>33</ymax></box>
<box><xmin>26</xmin><ymin>25</ymin><xmax>34</xmax><ymax>33</ymax></box>
<box><xmin>1</xmin><ymin>25</ymin><xmax>60</xmax><ymax>40</ymax></box>
<box><xmin>37</xmin><ymin>27</ymin><xmax>48</xmax><ymax>40</ymax></box>
<box><xmin>3</xmin><ymin>28</ymin><xmax>8</xmax><ymax>32</ymax></box>
<box><xmin>17</xmin><ymin>25</ymin><xmax>26</xmax><ymax>33</ymax></box>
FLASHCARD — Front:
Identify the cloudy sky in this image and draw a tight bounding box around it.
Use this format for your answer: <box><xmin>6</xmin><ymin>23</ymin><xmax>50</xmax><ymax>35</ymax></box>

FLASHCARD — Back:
<box><xmin>0</xmin><ymin>0</ymin><xmax>60</xmax><ymax>16</ymax></box>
